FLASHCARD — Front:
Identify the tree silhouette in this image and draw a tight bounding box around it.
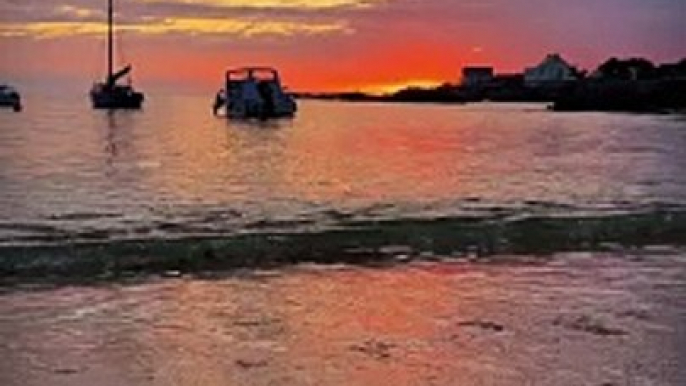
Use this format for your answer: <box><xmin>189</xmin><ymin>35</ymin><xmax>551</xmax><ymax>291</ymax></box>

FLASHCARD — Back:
<box><xmin>596</xmin><ymin>57</ymin><xmax>656</xmax><ymax>80</ymax></box>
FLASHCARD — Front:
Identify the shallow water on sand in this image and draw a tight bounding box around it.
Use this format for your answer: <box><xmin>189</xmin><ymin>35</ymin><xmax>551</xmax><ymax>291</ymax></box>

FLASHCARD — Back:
<box><xmin>1</xmin><ymin>251</ymin><xmax>685</xmax><ymax>386</ymax></box>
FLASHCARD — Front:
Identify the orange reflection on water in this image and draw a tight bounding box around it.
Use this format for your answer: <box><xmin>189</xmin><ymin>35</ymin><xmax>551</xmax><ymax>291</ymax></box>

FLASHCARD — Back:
<box><xmin>113</xmin><ymin>99</ymin><xmax>477</xmax><ymax>204</ymax></box>
<box><xmin>105</xmin><ymin>96</ymin><xmax>293</xmax><ymax>203</ymax></box>
<box><xmin>85</xmin><ymin>99</ymin><xmax>655</xmax><ymax>211</ymax></box>
<box><xmin>279</xmin><ymin>102</ymin><xmax>476</xmax><ymax>202</ymax></box>
<box><xmin>110</xmin><ymin>267</ymin><xmax>467</xmax><ymax>385</ymax></box>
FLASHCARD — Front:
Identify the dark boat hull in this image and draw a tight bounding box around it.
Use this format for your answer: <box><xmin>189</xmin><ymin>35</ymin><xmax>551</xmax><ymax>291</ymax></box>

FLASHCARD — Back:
<box><xmin>90</xmin><ymin>88</ymin><xmax>144</xmax><ymax>109</ymax></box>
<box><xmin>0</xmin><ymin>89</ymin><xmax>22</xmax><ymax>111</ymax></box>
<box><xmin>0</xmin><ymin>99</ymin><xmax>22</xmax><ymax>111</ymax></box>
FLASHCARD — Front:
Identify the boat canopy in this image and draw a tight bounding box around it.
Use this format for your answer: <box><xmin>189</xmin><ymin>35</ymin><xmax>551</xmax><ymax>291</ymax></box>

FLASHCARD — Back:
<box><xmin>0</xmin><ymin>85</ymin><xmax>18</xmax><ymax>94</ymax></box>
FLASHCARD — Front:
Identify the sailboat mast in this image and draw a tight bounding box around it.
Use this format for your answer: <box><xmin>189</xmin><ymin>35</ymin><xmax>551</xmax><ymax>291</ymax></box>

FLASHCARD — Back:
<box><xmin>107</xmin><ymin>0</ymin><xmax>114</xmax><ymax>83</ymax></box>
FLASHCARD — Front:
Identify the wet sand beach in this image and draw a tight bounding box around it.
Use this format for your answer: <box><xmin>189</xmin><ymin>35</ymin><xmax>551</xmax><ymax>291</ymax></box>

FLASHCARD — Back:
<box><xmin>1</xmin><ymin>250</ymin><xmax>684</xmax><ymax>386</ymax></box>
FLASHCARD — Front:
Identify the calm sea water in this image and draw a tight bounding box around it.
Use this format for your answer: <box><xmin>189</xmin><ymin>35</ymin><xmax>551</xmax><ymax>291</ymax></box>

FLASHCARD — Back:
<box><xmin>1</xmin><ymin>92</ymin><xmax>686</xmax><ymax>272</ymax></box>
<box><xmin>2</xmin><ymin>92</ymin><xmax>686</xmax><ymax>386</ymax></box>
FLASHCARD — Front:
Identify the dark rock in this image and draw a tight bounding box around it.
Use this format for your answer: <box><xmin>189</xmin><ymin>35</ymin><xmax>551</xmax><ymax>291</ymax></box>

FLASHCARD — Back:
<box><xmin>553</xmin><ymin>315</ymin><xmax>627</xmax><ymax>336</ymax></box>
<box><xmin>235</xmin><ymin>359</ymin><xmax>268</xmax><ymax>369</ymax></box>
<box><xmin>349</xmin><ymin>339</ymin><xmax>396</xmax><ymax>359</ymax></box>
<box><xmin>458</xmin><ymin>320</ymin><xmax>505</xmax><ymax>332</ymax></box>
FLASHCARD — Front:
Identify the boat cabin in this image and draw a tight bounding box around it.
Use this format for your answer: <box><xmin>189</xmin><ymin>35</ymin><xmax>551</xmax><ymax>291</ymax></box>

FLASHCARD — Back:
<box><xmin>217</xmin><ymin>67</ymin><xmax>297</xmax><ymax>119</ymax></box>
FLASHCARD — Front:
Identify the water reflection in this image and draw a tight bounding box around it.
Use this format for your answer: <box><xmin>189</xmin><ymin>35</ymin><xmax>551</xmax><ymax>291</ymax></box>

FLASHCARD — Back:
<box><xmin>105</xmin><ymin>113</ymin><xmax>119</xmax><ymax>161</ymax></box>
<box><xmin>101</xmin><ymin>110</ymin><xmax>138</xmax><ymax>169</ymax></box>
<box><xmin>1</xmin><ymin>95</ymin><xmax>686</xmax><ymax>241</ymax></box>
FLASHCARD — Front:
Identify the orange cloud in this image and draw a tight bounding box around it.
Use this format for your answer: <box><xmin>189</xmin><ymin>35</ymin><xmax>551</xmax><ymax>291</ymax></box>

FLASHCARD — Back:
<box><xmin>139</xmin><ymin>0</ymin><xmax>385</xmax><ymax>9</ymax></box>
<box><xmin>0</xmin><ymin>18</ymin><xmax>351</xmax><ymax>39</ymax></box>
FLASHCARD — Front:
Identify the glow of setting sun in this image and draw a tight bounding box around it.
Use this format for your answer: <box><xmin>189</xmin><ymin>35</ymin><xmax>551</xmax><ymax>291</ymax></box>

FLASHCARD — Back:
<box><xmin>360</xmin><ymin>79</ymin><xmax>448</xmax><ymax>95</ymax></box>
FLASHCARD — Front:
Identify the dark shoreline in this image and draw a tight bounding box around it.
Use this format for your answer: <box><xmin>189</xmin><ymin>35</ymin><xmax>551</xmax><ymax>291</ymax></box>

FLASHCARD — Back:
<box><xmin>295</xmin><ymin>79</ymin><xmax>686</xmax><ymax>114</ymax></box>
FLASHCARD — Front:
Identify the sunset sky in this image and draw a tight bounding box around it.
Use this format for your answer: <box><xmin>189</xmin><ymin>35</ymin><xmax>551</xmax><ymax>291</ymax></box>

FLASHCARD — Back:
<box><xmin>1</xmin><ymin>0</ymin><xmax>684</xmax><ymax>92</ymax></box>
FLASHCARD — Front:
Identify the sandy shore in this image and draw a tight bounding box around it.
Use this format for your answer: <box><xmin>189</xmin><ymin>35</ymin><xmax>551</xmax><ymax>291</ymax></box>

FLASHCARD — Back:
<box><xmin>1</xmin><ymin>250</ymin><xmax>685</xmax><ymax>386</ymax></box>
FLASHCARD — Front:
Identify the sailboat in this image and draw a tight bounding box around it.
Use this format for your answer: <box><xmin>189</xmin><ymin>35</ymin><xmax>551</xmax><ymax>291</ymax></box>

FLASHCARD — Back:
<box><xmin>90</xmin><ymin>0</ymin><xmax>144</xmax><ymax>109</ymax></box>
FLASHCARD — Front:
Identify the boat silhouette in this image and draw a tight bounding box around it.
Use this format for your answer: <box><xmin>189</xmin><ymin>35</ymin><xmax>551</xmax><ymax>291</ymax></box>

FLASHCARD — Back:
<box><xmin>0</xmin><ymin>84</ymin><xmax>22</xmax><ymax>112</ymax></box>
<box><xmin>90</xmin><ymin>0</ymin><xmax>144</xmax><ymax>109</ymax></box>
<box><xmin>214</xmin><ymin>67</ymin><xmax>297</xmax><ymax>119</ymax></box>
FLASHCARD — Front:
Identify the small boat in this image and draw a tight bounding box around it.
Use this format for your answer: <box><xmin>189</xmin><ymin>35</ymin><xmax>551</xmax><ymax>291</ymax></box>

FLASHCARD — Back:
<box><xmin>0</xmin><ymin>84</ymin><xmax>21</xmax><ymax>112</ymax></box>
<box><xmin>214</xmin><ymin>67</ymin><xmax>297</xmax><ymax>119</ymax></box>
<box><xmin>90</xmin><ymin>0</ymin><xmax>144</xmax><ymax>109</ymax></box>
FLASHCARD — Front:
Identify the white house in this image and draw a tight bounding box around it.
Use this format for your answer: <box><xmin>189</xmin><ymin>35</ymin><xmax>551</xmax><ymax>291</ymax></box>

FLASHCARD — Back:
<box><xmin>524</xmin><ymin>54</ymin><xmax>578</xmax><ymax>87</ymax></box>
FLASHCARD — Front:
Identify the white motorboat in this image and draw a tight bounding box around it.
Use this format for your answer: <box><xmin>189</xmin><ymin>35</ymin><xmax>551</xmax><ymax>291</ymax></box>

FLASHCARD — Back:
<box><xmin>214</xmin><ymin>67</ymin><xmax>297</xmax><ymax>119</ymax></box>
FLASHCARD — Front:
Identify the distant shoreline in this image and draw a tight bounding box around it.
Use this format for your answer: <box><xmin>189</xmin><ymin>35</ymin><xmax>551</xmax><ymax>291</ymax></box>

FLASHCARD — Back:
<box><xmin>296</xmin><ymin>57</ymin><xmax>686</xmax><ymax>113</ymax></box>
<box><xmin>294</xmin><ymin>78</ymin><xmax>686</xmax><ymax>114</ymax></box>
